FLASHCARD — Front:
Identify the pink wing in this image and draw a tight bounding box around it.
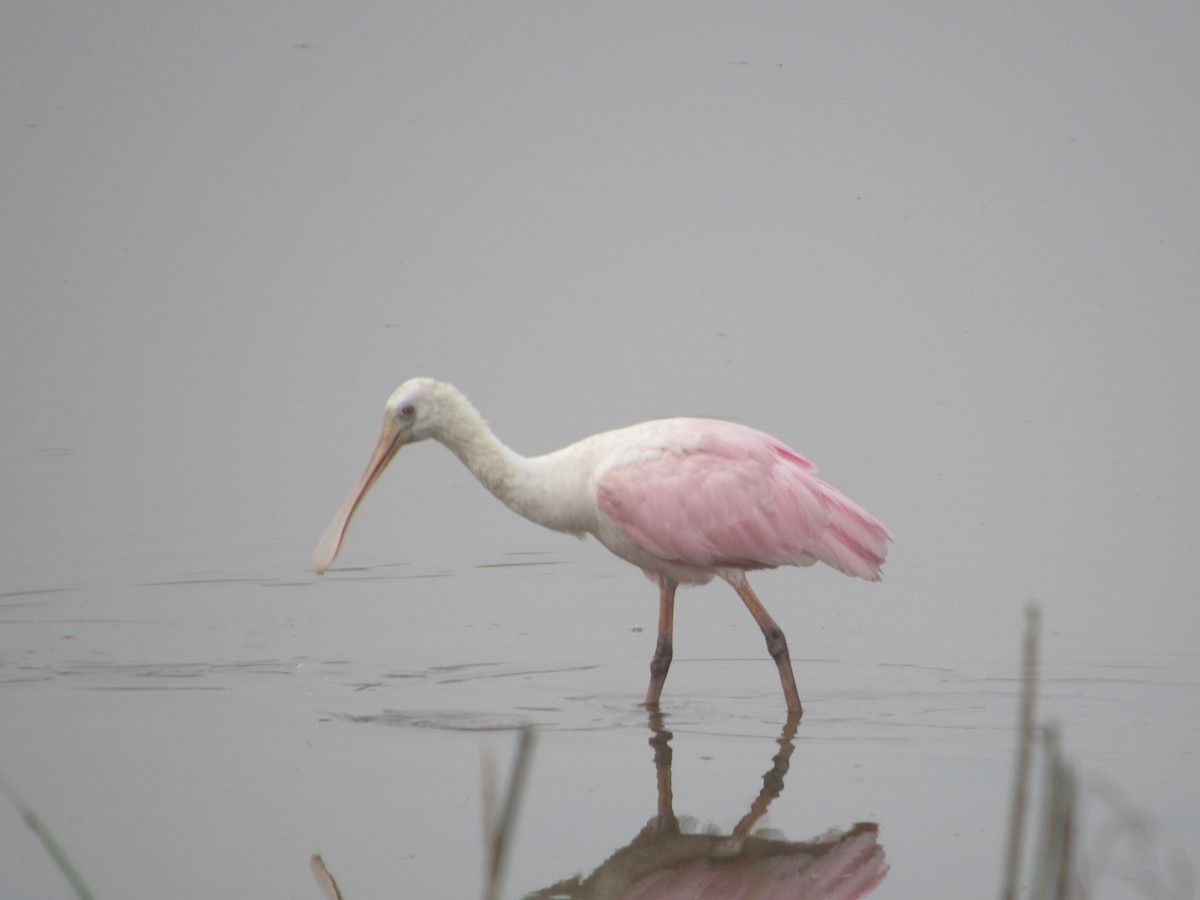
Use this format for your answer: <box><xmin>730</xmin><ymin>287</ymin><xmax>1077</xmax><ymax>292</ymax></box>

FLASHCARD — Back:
<box><xmin>596</xmin><ymin>420</ymin><xmax>890</xmax><ymax>581</ymax></box>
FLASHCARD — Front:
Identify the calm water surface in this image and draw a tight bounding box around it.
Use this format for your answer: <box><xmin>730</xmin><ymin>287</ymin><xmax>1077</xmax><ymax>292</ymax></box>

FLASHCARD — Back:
<box><xmin>3</xmin><ymin>513</ymin><xmax>1196</xmax><ymax>898</ymax></box>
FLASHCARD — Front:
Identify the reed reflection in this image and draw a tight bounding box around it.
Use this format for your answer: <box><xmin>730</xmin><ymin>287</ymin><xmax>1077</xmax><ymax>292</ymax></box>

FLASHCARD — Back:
<box><xmin>528</xmin><ymin>713</ymin><xmax>888</xmax><ymax>899</ymax></box>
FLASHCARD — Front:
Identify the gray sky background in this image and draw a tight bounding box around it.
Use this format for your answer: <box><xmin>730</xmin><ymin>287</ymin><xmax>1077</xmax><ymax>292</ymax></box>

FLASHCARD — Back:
<box><xmin>4</xmin><ymin>2</ymin><xmax>1198</xmax><ymax>631</ymax></box>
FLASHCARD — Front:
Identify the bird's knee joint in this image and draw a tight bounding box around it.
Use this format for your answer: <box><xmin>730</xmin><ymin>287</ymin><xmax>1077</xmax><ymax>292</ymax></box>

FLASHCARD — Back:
<box><xmin>763</xmin><ymin>626</ymin><xmax>790</xmax><ymax>660</ymax></box>
<box><xmin>650</xmin><ymin>640</ymin><xmax>673</xmax><ymax>675</ymax></box>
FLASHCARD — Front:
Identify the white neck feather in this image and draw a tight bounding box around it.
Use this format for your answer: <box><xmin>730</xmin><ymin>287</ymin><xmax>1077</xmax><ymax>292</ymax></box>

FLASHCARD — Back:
<box><xmin>429</xmin><ymin>386</ymin><xmax>590</xmax><ymax>534</ymax></box>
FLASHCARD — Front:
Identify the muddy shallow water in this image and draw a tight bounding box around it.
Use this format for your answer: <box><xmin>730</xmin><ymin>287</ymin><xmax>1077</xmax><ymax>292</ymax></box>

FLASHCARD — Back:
<box><xmin>3</xmin><ymin>4</ymin><xmax>1199</xmax><ymax>898</ymax></box>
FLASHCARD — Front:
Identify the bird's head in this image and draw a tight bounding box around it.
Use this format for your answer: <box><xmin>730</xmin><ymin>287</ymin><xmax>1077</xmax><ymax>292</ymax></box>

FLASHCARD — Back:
<box><xmin>312</xmin><ymin>377</ymin><xmax>452</xmax><ymax>575</ymax></box>
<box><xmin>382</xmin><ymin>376</ymin><xmax>447</xmax><ymax>444</ymax></box>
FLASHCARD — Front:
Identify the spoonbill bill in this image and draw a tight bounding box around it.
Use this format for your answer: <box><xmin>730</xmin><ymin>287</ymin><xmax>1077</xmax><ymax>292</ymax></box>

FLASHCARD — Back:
<box><xmin>313</xmin><ymin>378</ymin><xmax>890</xmax><ymax>715</ymax></box>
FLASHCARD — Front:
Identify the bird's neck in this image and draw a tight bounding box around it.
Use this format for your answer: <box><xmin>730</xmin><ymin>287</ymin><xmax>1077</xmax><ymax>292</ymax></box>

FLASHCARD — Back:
<box><xmin>434</xmin><ymin>388</ymin><xmax>592</xmax><ymax>535</ymax></box>
<box><xmin>433</xmin><ymin>393</ymin><xmax>559</xmax><ymax>528</ymax></box>
<box><xmin>439</xmin><ymin>413</ymin><xmax>522</xmax><ymax>498</ymax></box>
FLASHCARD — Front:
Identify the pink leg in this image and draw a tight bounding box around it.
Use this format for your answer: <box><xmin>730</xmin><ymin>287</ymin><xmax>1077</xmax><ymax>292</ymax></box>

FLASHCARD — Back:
<box><xmin>730</xmin><ymin>576</ymin><xmax>803</xmax><ymax>716</ymax></box>
<box><xmin>644</xmin><ymin>580</ymin><xmax>677</xmax><ymax>708</ymax></box>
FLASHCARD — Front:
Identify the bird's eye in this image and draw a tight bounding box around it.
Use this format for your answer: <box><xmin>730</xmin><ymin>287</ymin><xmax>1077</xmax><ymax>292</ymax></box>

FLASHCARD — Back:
<box><xmin>399</xmin><ymin>404</ymin><xmax>415</xmax><ymax>417</ymax></box>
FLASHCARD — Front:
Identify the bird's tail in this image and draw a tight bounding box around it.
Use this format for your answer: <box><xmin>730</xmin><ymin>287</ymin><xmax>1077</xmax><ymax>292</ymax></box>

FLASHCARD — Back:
<box><xmin>810</xmin><ymin>480</ymin><xmax>891</xmax><ymax>581</ymax></box>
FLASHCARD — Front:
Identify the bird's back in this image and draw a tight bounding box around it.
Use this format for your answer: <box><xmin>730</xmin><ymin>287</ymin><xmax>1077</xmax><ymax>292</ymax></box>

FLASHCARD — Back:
<box><xmin>593</xmin><ymin>418</ymin><xmax>890</xmax><ymax>582</ymax></box>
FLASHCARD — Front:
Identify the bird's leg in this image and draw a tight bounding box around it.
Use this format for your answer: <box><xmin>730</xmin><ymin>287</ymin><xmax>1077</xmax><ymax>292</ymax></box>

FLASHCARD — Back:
<box><xmin>644</xmin><ymin>580</ymin><xmax>677</xmax><ymax>708</ymax></box>
<box><xmin>730</xmin><ymin>576</ymin><xmax>803</xmax><ymax>716</ymax></box>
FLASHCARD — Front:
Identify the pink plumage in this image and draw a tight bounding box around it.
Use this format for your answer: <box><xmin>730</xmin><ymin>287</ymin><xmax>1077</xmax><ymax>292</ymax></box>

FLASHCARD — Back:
<box><xmin>313</xmin><ymin>378</ymin><xmax>891</xmax><ymax>716</ymax></box>
<box><xmin>595</xmin><ymin>419</ymin><xmax>889</xmax><ymax>583</ymax></box>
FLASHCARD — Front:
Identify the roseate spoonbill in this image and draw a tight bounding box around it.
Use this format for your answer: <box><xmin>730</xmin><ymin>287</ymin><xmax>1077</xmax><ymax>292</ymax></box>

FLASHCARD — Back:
<box><xmin>313</xmin><ymin>378</ymin><xmax>890</xmax><ymax>715</ymax></box>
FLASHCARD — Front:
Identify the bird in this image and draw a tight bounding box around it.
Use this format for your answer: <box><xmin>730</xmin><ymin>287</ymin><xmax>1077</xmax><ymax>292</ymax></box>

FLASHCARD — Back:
<box><xmin>313</xmin><ymin>377</ymin><xmax>890</xmax><ymax>716</ymax></box>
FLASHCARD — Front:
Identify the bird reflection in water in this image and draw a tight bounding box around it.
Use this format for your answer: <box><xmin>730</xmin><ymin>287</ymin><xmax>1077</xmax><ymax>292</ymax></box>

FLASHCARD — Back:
<box><xmin>527</xmin><ymin>713</ymin><xmax>888</xmax><ymax>899</ymax></box>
